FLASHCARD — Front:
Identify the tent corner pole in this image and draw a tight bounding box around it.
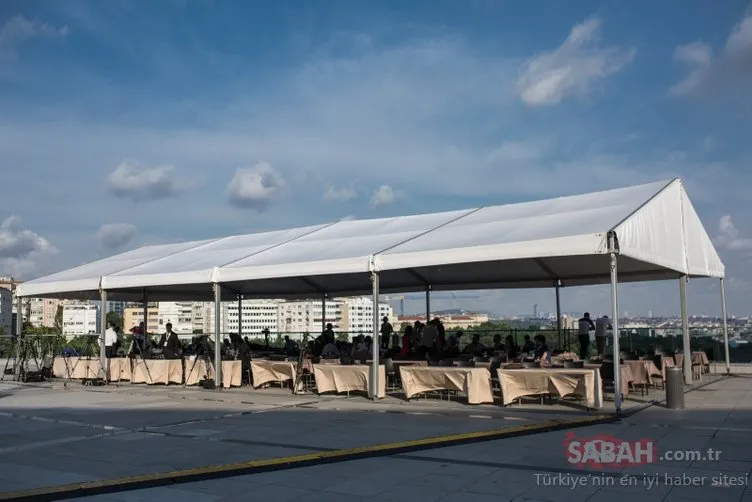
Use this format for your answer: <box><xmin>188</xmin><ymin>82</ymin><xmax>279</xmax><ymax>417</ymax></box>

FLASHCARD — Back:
<box><xmin>609</xmin><ymin>234</ymin><xmax>622</xmax><ymax>414</ymax></box>
<box><xmin>720</xmin><ymin>278</ymin><xmax>730</xmax><ymax>374</ymax></box>
<box><xmin>14</xmin><ymin>294</ymin><xmax>23</xmax><ymax>379</ymax></box>
<box><xmin>213</xmin><ymin>282</ymin><xmax>223</xmax><ymax>389</ymax></box>
<box><xmin>555</xmin><ymin>281</ymin><xmax>562</xmax><ymax>348</ymax></box>
<box><xmin>370</xmin><ymin>272</ymin><xmax>380</xmax><ymax>400</ymax></box>
<box><xmin>680</xmin><ymin>276</ymin><xmax>691</xmax><ymax>385</ymax></box>
<box><xmin>99</xmin><ymin>288</ymin><xmax>107</xmax><ymax>379</ymax></box>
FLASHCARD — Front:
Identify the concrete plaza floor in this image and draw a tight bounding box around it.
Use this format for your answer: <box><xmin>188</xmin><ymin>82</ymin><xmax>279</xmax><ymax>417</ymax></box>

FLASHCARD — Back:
<box><xmin>0</xmin><ymin>375</ymin><xmax>750</xmax><ymax>501</ymax></box>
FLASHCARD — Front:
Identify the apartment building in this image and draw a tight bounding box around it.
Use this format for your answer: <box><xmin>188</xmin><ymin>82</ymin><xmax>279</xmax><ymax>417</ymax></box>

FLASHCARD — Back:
<box><xmin>339</xmin><ymin>297</ymin><xmax>393</xmax><ymax>338</ymax></box>
<box><xmin>191</xmin><ymin>302</ymin><xmax>210</xmax><ymax>334</ymax></box>
<box><xmin>28</xmin><ymin>297</ymin><xmax>62</xmax><ymax>328</ymax></box>
<box><xmin>277</xmin><ymin>299</ymin><xmax>342</xmax><ymax>335</ymax></box>
<box><xmin>0</xmin><ymin>288</ymin><xmax>11</xmax><ymax>336</ymax></box>
<box><xmin>62</xmin><ymin>302</ymin><xmax>100</xmax><ymax>336</ymax></box>
<box><xmin>224</xmin><ymin>300</ymin><xmax>280</xmax><ymax>337</ymax></box>
<box><xmin>157</xmin><ymin>302</ymin><xmax>194</xmax><ymax>335</ymax></box>
<box><xmin>123</xmin><ymin>304</ymin><xmax>160</xmax><ymax>333</ymax></box>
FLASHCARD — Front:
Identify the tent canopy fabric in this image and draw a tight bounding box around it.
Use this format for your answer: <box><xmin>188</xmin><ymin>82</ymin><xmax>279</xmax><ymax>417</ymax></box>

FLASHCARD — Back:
<box><xmin>17</xmin><ymin>178</ymin><xmax>724</xmax><ymax>301</ymax></box>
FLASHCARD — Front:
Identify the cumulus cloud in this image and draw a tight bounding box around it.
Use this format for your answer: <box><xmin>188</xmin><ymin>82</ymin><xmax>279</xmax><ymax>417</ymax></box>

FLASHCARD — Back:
<box><xmin>369</xmin><ymin>185</ymin><xmax>396</xmax><ymax>207</ymax></box>
<box><xmin>0</xmin><ymin>15</ymin><xmax>69</xmax><ymax>63</ymax></box>
<box><xmin>714</xmin><ymin>215</ymin><xmax>752</xmax><ymax>251</ymax></box>
<box><xmin>517</xmin><ymin>17</ymin><xmax>635</xmax><ymax>106</ymax></box>
<box><xmin>106</xmin><ymin>161</ymin><xmax>184</xmax><ymax>201</ymax></box>
<box><xmin>669</xmin><ymin>14</ymin><xmax>752</xmax><ymax>98</ymax></box>
<box><xmin>97</xmin><ymin>223</ymin><xmax>137</xmax><ymax>250</ymax></box>
<box><xmin>0</xmin><ymin>216</ymin><xmax>56</xmax><ymax>277</ymax></box>
<box><xmin>227</xmin><ymin>162</ymin><xmax>287</xmax><ymax>211</ymax></box>
<box><xmin>323</xmin><ymin>185</ymin><xmax>358</xmax><ymax>202</ymax></box>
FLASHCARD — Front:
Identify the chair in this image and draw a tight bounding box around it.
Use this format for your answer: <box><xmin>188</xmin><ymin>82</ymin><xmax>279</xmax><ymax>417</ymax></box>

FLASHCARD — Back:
<box><xmin>384</xmin><ymin>358</ymin><xmax>400</xmax><ymax>392</ymax></box>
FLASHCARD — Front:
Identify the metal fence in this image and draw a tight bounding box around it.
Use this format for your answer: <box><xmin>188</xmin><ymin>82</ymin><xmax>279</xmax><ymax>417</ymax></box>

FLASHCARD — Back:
<box><xmin>2</xmin><ymin>326</ymin><xmax>747</xmax><ymax>363</ymax></box>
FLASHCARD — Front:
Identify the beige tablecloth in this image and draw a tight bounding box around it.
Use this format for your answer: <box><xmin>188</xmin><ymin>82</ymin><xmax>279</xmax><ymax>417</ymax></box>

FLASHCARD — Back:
<box><xmin>624</xmin><ymin>360</ymin><xmax>663</xmax><ymax>386</ymax></box>
<box><xmin>184</xmin><ymin>359</ymin><xmax>243</xmax><ymax>387</ymax></box>
<box><xmin>107</xmin><ymin>358</ymin><xmax>132</xmax><ymax>381</ymax></box>
<box><xmin>399</xmin><ymin>366</ymin><xmax>494</xmax><ymax>404</ymax></box>
<box><xmin>132</xmin><ymin>359</ymin><xmax>183</xmax><ymax>384</ymax></box>
<box><xmin>497</xmin><ymin>368</ymin><xmax>603</xmax><ymax>408</ymax></box>
<box><xmin>52</xmin><ymin>357</ymin><xmax>102</xmax><ymax>379</ymax></box>
<box><xmin>251</xmin><ymin>360</ymin><xmax>296</xmax><ymax>388</ymax></box>
<box><xmin>313</xmin><ymin>364</ymin><xmax>386</xmax><ymax>398</ymax></box>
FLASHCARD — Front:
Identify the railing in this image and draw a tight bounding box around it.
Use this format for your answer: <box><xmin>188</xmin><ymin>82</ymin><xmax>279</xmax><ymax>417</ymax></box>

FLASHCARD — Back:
<box><xmin>2</xmin><ymin>327</ymin><xmax>748</xmax><ymax>363</ymax></box>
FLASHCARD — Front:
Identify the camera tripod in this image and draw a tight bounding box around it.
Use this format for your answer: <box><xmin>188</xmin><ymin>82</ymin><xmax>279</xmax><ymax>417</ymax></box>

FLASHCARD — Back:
<box><xmin>184</xmin><ymin>337</ymin><xmax>216</xmax><ymax>389</ymax></box>
<box><xmin>1</xmin><ymin>334</ymin><xmax>56</xmax><ymax>383</ymax></box>
<box><xmin>126</xmin><ymin>334</ymin><xmax>154</xmax><ymax>384</ymax></box>
<box><xmin>292</xmin><ymin>332</ymin><xmax>311</xmax><ymax>394</ymax></box>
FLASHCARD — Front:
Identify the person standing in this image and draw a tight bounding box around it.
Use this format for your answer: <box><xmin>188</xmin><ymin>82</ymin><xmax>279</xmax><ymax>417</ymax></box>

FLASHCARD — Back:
<box><xmin>380</xmin><ymin>316</ymin><xmax>393</xmax><ymax>349</ymax></box>
<box><xmin>578</xmin><ymin>312</ymin><xmax>595</xmax><ymax>360</ymax></box>
<box><xmin>595</xmin><ymin>315</ymin><xmax>611</xmax><ymax>356</ymax></box>
<box><xmin>104</xmin><ymin>322</ymin><xmax>119</xmax><ymax>358</ymax></box>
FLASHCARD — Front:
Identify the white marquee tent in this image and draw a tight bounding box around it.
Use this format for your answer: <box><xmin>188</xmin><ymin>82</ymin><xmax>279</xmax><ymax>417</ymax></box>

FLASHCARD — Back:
<box><xmin>15</xmin><ymin>178</ymin><xmax>729</xmax><ymax>411</ymax></box>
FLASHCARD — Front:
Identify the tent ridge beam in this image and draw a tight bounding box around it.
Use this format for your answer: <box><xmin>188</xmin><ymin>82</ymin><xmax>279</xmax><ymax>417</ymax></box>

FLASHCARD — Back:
<box><xmin>217</xmin><ymin>221</ymin><xmax>341</xmax><ymax>269</ymax></box>
<box><xmin>297</xmin><ymin>276</ymin><xmax>326</xmax><ymax>293</ymax></box>
<box><xmin>373</xmin><ymin>207</ymin><xmax>485</xmax><ymax>256</ymax></box>
<box><xmin>533</xmin><ymin>258</ymin><xmax>558</xmax><ymax>280</ymax></box>
<box><xmin>608</xmin><ymin>178</ymin><xmax>678</xmax><ymax>233</ymax></box>
<box><xmin>405</xmin><ymin>268</ymin><xmax>429</xmax><ymax>285</ymax></box>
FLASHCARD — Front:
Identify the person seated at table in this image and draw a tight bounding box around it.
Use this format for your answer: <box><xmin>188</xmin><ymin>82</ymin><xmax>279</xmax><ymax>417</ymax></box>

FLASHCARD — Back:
<box><xmin>463</xmin><ymin>334</ymin><xmax>487</xmax><ymax>356</ymax></box>
<box><xmin>492</xmin><ymin>334</ymin><xmax>503</xmax><ymax>352</ymax></box>
<box><xmin>351</xmin><ymin>335</ymin><xmax>369</xmax><ymax>359</ymax></box>
<box><xmin>533</xmin><ymin>334</ymin><xmax>551</xmax><ymax>364</ymax></box>
<box><xmin>521</xmin><ymin>335</ymin><xmax>535</xmax><ymax>354</ymax></box>
<box><xmin>504</xmin><ymin>335</ymin><xmax>519</xmax><ymax>359</ymax></box>
<box><xmin>283</xmin><ymin>336</ymin><xmax>298</xmax><ymax>356</ymax></box>
<box><xmin>321</xmin><ymin>337</ymin><xmax>339</xmax><ymax>359</ymax></box>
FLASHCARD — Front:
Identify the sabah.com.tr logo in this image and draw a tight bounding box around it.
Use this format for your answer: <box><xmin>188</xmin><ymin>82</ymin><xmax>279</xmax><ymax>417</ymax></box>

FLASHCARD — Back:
<box><xmin>564</xmin><ymin>432</ymin><xmax>657</xmax><ymax>468</ymax></box>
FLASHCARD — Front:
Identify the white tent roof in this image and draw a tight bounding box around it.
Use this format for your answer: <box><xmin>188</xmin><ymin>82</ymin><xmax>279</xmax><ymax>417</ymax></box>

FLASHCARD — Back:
<box><xmin>17</xmin><ymin>178</ymin><xmax>723</xmax><ymax>301</ymax></box>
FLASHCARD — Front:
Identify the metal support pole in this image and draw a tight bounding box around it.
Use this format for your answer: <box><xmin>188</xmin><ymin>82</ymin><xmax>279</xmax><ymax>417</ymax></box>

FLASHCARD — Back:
<box><xmin>425</xmin><ymin>284</ymin><xmax>431</xmax><ymax>322</ymax></box>
<box><xmin>214</xmin><ymin>282</ymin><xmax>223</xmax><ymax>388</ymax></box>
<box><xmin>720</xmin><ymin>278</ymin><xmax>730</xmax><ymax>374</ymax></box>
<box><xmin>555</xmin><ymin>281</ymin><xmax>562</xmax><ymax>348</ymax></box>
<box><xmin>609</xmin><ymin>234</ymin><xmax>622</xmax><ymax>413</ymax></box>
<box><xmin>321</xmin><ymin>294</ymin><xmax>327</xmax><ymax>333</ymax></box>
<box><xmin>237</xmin><ymin>294</ymin><xmax>243</xmax><ymax>339</ymax></box>
<box><xmin>370</xmin><ymin>272</ymin><xmax>380</xmax><ymax>399</ymax></box>
<box><xmin>13</xmin><ymin>295</ymin><xmax>23</xmax><ymax>379</ymax></box>
<box><xmin>680</xmin><ymin>276</ymin><xmax>691</xmax><ymax>385</ymax></box>
<box><xmin>142</xmin><ymin>288</ymin><xmax>148</xmax><ymax>334</ymax></box>
<box><xmin>99</xmin><ymin>289</ymin><xmax>107</xmax><ymax>378</ymax></box>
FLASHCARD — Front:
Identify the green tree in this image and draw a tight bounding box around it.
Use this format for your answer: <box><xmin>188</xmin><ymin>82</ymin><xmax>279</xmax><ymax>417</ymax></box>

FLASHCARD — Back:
<box><xmin>106</xmin><ymin>311</ymin><xmax>124</xmax><ymax>331</ymax></box>
<box><xmin>54</xmin><ymin>305</ymin><xmax>63</xmax><ymax>334</ymax></box>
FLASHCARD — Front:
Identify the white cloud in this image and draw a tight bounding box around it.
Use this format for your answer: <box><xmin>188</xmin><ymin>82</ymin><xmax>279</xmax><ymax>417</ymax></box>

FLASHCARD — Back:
<box><xmin>0</xmin><ymin>15</ymin><xmax>69</xmax><ymax>63</ymax></box>
<box><xmin>0</xmin><ymin>216</ymin><xmax>56</xmax><ymax>278</ymax></box>
<box><xmin>517</xmin><ymin>17</ymin><xmax>635</xmax><ymax>106</ymax></box>
<box><xmin>227</xmin><ymin>162</ymin><xmax>287</xmax><ymax>211</ymax></box>
<box><xmin>106</xmin><ymin>161</ymin><xmax>185</xmax><ymax>201</ymax></box>
<box><xmin>323</xmin><ymin>185</ymin><xmax>358</xmax><ymax>202</ymax></box>
<box><xmin>370</xmin><ymin>185</ymin><xmax>396</xmax><ymax>207</ymax></box>
<box><xmin>714</xmin><ymin>215</ymin><xmax>752</xmax><ymax>251</ymax></box>
<box><xmin>97</xmin><ymin>223</ymin><xmax>137</xmax><ymax>250</ymax></box>
<box><xmin>670</xmin><ymin>15</ymin><xmax>752</xmax><ymax>98</ymax></box>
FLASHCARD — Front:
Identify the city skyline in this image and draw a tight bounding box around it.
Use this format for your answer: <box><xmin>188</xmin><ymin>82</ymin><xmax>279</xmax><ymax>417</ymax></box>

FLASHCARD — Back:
<box><xmin>1</xmin><ymin>2</ymin><xmax>751</xmax><ymax>315</ymax></box>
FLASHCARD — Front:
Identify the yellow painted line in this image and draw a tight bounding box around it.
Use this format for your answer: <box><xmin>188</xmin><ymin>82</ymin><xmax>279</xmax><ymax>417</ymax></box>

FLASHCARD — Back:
<box><xmin>0</xmin><ymin>414</ymin><xmax>616</xmax><ymax>501</ymax></box>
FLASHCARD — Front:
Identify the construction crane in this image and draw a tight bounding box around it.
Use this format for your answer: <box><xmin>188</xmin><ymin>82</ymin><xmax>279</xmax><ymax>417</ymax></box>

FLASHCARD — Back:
<box><xmin>382</xmin><ymin>295</ymin><xmax>405</xmax><ymax>316</ymax></box>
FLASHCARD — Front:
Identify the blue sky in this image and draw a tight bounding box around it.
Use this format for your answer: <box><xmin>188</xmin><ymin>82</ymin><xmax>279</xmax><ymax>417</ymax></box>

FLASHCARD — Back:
<box><xmin>1</xmin><ymin>0</ymin><xmax>751</xmax><ymax>316</ymax></box>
